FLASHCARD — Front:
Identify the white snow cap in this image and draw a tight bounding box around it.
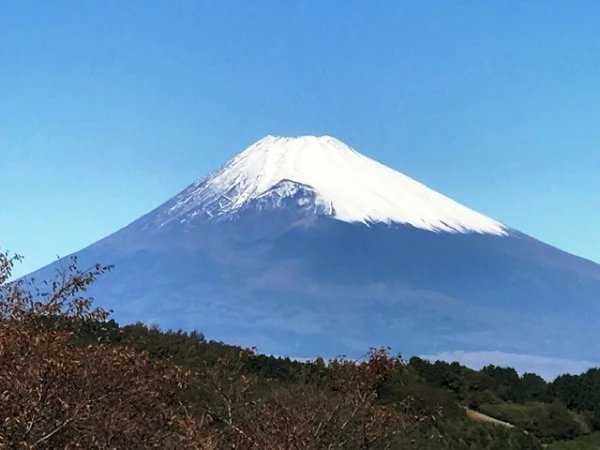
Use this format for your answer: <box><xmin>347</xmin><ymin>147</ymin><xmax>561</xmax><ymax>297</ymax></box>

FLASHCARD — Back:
<box><xmin>185</xmin><ymin>135</ymin><xmax>507</xmax><ymax>235</ymax></box>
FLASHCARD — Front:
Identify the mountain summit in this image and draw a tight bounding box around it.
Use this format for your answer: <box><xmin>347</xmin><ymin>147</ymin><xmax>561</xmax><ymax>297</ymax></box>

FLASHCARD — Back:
<box><xmin>28</xmin><ymin>135</ymin><xmax>600</xmax><ymax>378</ymax></box>
<box><xmin>161</xmin><ymin>135</ymin><xmax>506</xmax><ymax>234</ymax></box>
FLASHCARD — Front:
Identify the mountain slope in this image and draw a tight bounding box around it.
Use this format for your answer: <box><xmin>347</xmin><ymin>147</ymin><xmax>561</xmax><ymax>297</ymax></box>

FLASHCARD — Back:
<box><xmin>27</xmin><ymin>135</ymin><xmax>600</xmax><ymax>375</ymax></box>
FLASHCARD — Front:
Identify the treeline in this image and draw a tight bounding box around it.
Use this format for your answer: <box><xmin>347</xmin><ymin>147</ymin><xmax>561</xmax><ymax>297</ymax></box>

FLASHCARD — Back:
<box><xmin>0</xmin><ymin>251</ymin><xmax>598</xmax><ymax>449</ymax></box>
<box><xmin>409</xmin><ymin>356</ymin><xmax>600</xmax><ymax>411</ymax></box>
<box><xmin>72</xmin><ymin>319</ymin><xmax>543</xmax><ymax>449</ymax></box>
<box><xmin>407</xmin><ymin>356</ymin><xmax>600</xmax><ymax>444</ymax></box>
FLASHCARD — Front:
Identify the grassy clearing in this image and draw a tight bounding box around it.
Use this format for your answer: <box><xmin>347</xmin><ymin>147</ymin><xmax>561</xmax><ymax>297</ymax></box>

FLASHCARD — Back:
<box><xmin>466</xmin><ymin>407</ymin><xmax>515</xmax><ymax>428</ymax></box>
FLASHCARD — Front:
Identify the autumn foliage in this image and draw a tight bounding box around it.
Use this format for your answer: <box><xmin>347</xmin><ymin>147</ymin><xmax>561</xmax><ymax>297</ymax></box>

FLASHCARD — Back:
<box><xmin>0</xmin><ymin>250</ymin><xmax>427</xmax><ymax>449</ymax></box>
<box><xmin>182</xmin><ymin>348</ymin><xmax>426</xmax><ymax>449</ymax></box>
<box><xmin>0</xmin><ymin>252</ymin><xmax>194</xmax><ymax>448</ymax></box>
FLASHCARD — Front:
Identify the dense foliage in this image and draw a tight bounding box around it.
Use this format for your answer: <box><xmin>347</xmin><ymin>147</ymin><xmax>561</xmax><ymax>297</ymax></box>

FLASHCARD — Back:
<box><xmin>0</xmin><ymin>251</ymin><xmax>426</xmax><ymax>449</ymax></box>
<box><xmin>2</xmin><ymin>249</ymin><xmax>600</xmax><ymax>449</ymax></box>
<box><xmin>408</xmin><ymin>356</ymin><xmax>600</xmax><ymax>444</ymax></box>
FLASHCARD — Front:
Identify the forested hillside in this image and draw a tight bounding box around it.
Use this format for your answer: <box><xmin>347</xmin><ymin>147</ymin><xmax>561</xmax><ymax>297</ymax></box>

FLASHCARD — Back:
<box><xmin>2</xmin><ymin>251</ymin><xmax>600</xmax><ymax>449</ymax></box>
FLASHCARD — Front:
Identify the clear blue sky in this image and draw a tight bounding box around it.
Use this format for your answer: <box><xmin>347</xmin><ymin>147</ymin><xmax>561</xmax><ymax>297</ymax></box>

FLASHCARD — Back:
<box><xmin>1</xmin><ymin>0</ymin><xmax>599</xmax><ymax>278</ymax></box>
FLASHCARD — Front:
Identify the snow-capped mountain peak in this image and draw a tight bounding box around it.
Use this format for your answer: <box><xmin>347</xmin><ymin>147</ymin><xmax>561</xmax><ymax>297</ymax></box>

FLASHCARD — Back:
<box><xmin>164</xmin><ymin>135</ymin><xmax>507</xmax><ymax>235</ymax></box>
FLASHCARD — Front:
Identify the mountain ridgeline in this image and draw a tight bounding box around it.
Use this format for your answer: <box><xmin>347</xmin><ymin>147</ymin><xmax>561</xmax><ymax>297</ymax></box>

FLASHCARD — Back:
<box><xmin>27</xmin><ymin>135</ymin><xmax>600</xmax><ymax>377</ymax></box>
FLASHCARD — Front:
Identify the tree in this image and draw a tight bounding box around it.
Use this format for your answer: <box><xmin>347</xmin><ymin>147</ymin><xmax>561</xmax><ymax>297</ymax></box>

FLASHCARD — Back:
<box><xmin>519</xmin><ymin>373</ymin><xmax>548</xmax><ymax>403</ymax></box>
<box><xmin>0</xmin><ymin>251</ymin><xmax>203</xmax><ymax>449</ymax></box>
<box><xmin>481</xmin><ymin>365</ymin><xmax>521</xmax><ymax>402</ymax></box>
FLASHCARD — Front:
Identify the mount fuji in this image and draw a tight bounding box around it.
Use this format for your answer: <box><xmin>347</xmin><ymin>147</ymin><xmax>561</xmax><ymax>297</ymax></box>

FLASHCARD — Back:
<box><xmin>28</xmin><ymin>136</ymin><xmax>600</xmax><ymax>376</ymax></box>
